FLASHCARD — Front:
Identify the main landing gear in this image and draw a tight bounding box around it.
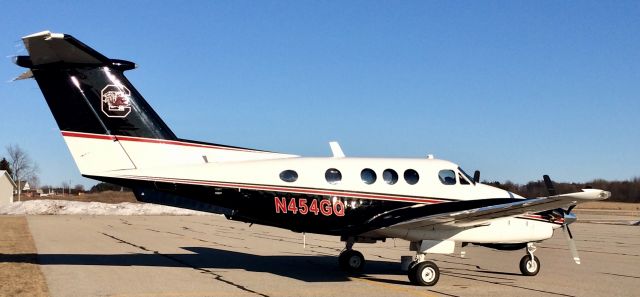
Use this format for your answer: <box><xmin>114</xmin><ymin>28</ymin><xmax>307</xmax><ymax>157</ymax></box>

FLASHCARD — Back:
<box><xmin>338</xmin><ymin>238</ymin><xmax>365</xmax><ymax>272</ymax></box>
<box><xmin>337</xmin><ymin>238</ymin><xmax>443</xmax><ymax>286</ymax></box>
<box><xmin>519</xmin><ymin>242</ymin><xmax>541</xmax><ymax>276</ymax></box>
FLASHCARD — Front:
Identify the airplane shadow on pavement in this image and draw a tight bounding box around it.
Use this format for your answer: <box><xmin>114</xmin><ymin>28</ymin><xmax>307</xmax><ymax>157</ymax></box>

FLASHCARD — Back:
<box><xmin>0</xmin><ymin>246</ymin><xmax>409</xmax><ymax>283</ymax></box>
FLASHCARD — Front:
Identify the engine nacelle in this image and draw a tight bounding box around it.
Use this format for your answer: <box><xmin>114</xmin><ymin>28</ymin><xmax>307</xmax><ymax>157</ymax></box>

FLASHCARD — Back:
<box><xmin>378</xmin><ymin>217</ymin><xmax>554</xmax><ymax>244</ymax></box>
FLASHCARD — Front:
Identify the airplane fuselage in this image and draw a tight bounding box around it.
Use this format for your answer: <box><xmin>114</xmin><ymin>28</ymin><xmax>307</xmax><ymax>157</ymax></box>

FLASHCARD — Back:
<box><xmin>63</xmin><ymin>131</ymin><xmax>558</xmax><ymax>243</ymax></box>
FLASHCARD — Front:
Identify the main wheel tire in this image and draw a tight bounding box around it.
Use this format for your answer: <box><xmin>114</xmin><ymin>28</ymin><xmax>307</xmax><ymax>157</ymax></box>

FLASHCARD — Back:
<box><xmin>519</xmin><ymin>255</ymin><xmax>540</xmax><ymax>276</ymax></box>
<box><xmin>409</xmin><ymin>261</ymin><xmax>439</xmax><ymax>286</ymax></box>
<box><xmin>407</xmin><ymin>261</ymin><xmax>418</xmax><ymax>284</ymax></box>
<box><xmin>338</xmin><ymin>250</ymin><xmax>365</xmax><ymax>272</ymax></box>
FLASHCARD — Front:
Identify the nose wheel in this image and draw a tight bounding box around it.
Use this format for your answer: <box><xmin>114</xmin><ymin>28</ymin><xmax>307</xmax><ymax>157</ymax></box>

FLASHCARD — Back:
<box><xmin>519</xmin><ymin>255</ymin><xmax>540</xmax><ymax>276</ymax></box>
<box><xmin>519</xmin><ymin>242</ymin><xmax>541</xmax><ymax>276</ymax></box>
<box><xmin>408</xmin><ymin>260</ymin><xmax>440</xmax><ymax>286</ymax></box>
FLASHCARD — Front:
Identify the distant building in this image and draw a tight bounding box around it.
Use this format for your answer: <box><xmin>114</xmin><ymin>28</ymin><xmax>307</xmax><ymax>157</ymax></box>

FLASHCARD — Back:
<box><xmin>0</xmin><ymin>170</ymin><xmax>17</xmax><ymax>206</ymax></box>
<box><xmin>15</xmin><ymin>181</ymin><xmax>30</xmax><ymax>193</ymax></box>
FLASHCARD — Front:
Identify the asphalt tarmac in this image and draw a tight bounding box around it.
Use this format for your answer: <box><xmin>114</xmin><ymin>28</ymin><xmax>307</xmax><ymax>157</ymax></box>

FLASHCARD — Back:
<box><xmin>23</xmin><ymin>213</ymin><xmax>640</xmax><ymax>297</ymax></box>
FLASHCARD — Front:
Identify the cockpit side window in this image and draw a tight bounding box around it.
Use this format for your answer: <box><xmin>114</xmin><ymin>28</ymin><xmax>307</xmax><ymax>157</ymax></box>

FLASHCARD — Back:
<box><xmin>457</xmin><ymin>167</ymin><xmax>475</xmax><ymax>185</ymax></box>
<box><xmin>438</xmin><ymin>170</ymin><xmax>456</xmax><ymax>185</ymax></box>
<box><xmin>459</xmin><ymin>173</ymin><xmax>470</xmax><ymax>185</ymax></box>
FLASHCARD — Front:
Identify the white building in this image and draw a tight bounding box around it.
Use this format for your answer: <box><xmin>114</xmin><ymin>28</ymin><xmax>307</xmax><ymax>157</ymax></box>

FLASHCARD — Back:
<box><xmin>0</xmin><ymin>170</ymin><xmax>16</xmax><ymax>206</ymax></box>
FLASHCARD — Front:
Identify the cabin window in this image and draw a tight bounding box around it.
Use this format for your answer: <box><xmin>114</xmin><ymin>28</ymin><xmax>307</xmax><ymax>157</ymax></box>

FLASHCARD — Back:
<box><xmin>383</xmin><ymin>169</ymin><xmax>398</xmax><ymax>185</ymax></box>
<box><xmin>404</xmin><ymin>169</ymin><xmax>419</xmax><ymax>185</ymax></box>
<box><xmin>325</xmin><ymin>168</ymin><xmax>342</xmax><ymax>184</ymax></box>
<box><xmin>361</xmin><ymin>168</ymin><xmax>377</xmax><ymax>184</ymax></box>
<box><xmin>439</xmin><ymin>170</ymin><xmax>456</xmax><ymax>185</ymax></box>
<box><xmin>279</xmin><ymin>170</ymin><xmax>298</xmax><ymax>182</ymax></box>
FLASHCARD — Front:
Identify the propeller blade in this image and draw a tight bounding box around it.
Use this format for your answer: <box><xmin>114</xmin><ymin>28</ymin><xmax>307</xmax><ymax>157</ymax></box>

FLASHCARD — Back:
<box><xmin>562</xmin><ymin>224</ymin><xmax>581</xmax><ymax>264</ymax></box>
<box><xmin>473</xmin><ymin>170</ymin><xmax>480</xmax><ymax>183</ymax></box>
<box><xmin>543</xmin><ymin>175</ymin><xmax>557</xmax><ymax>196</ymax></box>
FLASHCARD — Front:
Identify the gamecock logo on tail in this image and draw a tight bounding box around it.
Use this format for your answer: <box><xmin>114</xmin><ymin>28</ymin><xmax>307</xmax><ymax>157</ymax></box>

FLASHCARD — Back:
<box><xmin>101</xmin><ymin>85</ymin><xmax>132</xmax><ymax>118</ymax></box>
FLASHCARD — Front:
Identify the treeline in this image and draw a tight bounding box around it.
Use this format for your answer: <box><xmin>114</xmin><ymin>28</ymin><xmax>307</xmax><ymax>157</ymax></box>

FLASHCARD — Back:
<box><xmin>485</xmin><ymin>178</ymin><xmax>640</xmax><ymax>203</ymax></box>
<box><xmin>89</xmin><ymin>182</ymin><xmax>132</xmax><ymax>193</ymax></box>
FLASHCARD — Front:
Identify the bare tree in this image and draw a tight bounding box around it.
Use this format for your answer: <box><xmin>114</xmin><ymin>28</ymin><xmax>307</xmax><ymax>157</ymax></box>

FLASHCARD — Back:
<box><xmin>6</xmin><ymin>144</ymin><xmax>39</xmax><ymax>201</ymax></box>
<box><xmin>29</xmin><ymin>175</ymin><xmax>41</xmax><ymax>190</ymax></box>
<box><xmin>74</xmin><ymin>184</ymin><xmax>85</xmax><ymax>193</ymax></box>
<box><xmin>6</xmin><ymin>144</ymin><xmax>38</xmax><ymax>182</ymax></box>
<box><xmin>61</xmin><ymin>181</ymin><xmax>70</xmax><ymax>195</ymax></box>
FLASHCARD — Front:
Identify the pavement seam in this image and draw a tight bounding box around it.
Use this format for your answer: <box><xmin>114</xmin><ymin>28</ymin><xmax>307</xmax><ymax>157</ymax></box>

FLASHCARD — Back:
<box><xmin>100</xmin><ymin>232</ymin><xmax>271</xmax><ymax>297</ymax></box>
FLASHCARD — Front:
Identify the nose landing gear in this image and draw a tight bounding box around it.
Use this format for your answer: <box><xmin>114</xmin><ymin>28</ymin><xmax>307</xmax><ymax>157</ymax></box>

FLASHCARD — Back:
<box><xmin>519</xmin><ymin>242</ymin><xmax>541</xmax><ymax>276</ymax></box>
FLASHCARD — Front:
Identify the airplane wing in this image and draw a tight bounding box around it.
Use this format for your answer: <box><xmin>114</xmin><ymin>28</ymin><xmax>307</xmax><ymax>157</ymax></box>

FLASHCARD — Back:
<box><xmin>353</xmin><ymin>189</ymin><xmax>610</xmax><ymax>234</ymax></box>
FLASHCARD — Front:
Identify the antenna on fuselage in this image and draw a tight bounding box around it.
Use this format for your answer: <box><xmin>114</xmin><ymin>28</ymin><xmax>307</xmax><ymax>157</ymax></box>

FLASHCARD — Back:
<box><xmin>329</xmin><ymin>141</ymin><xmax>345</xmax><ymax>158</ymax></box>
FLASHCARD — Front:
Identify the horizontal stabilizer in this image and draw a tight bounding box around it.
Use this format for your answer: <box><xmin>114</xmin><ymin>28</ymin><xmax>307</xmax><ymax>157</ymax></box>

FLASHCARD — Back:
<box><xmin>12</xmin><ymin>69</ymin><xmax>33</xmax><ymax>81</ymax></box>
<box><xmin>19</xmin><ymin>30</ymin><xmax>110</xmax><ymax>67</ymax></box>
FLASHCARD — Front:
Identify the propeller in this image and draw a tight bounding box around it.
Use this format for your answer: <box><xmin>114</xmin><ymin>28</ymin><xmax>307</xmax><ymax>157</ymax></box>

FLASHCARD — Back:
<box><xmin>562</xmin><ymin>214</ymin><xmax>581</xmax><ymax>264</ymax></box>
<box><xmin>543</xmin><ymin>175</ymin><xmax>581</xmax><ymax>264</ymax></box>
<box><xmin>473</xmin><ymin>170</ymin><xmax>480</xmax><ymax>183</ymax></box>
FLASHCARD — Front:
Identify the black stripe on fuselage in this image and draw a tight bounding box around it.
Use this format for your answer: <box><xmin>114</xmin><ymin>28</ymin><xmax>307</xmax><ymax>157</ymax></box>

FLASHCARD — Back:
<box><xmin>85</xmin><ymin>174</ymin><xmax>523</xmax><ymax>236</ymax></box>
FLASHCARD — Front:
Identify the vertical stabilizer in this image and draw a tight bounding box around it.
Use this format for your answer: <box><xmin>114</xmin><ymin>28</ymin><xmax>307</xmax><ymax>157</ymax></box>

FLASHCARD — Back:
<box><xmin>15</xmin><ymin>31</ymin><xmax>177</xmax><ymax>174</ymax></box>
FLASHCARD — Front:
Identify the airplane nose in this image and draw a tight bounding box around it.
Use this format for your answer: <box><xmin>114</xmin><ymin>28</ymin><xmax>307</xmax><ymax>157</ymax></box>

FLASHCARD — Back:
<box><xmin>564</xmin><ymin>212</ymin><xmax>577</xmax><ymax>225</ymax></box>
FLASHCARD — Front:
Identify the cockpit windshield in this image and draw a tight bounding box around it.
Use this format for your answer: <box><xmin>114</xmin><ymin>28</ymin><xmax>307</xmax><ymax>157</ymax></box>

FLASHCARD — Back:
<box><xmin>458</xmin><ymin>167</ymin><xmax>475</xmax><ymax>185</ymax></box>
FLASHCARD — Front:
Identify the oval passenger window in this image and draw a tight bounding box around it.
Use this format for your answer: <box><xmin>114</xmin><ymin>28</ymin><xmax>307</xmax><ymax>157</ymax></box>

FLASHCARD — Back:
<box><xmin>383</xmin><ymin>169</ymin><xmax>398</xmax><ymax>185</ymax></box>
<box><xmin>279</xmin><ymin>170</ymin><xmax>298</xmax><ymax>182</ymax></box>
<box><xmin>361</xmin><ymin>168</ymin><xmax>377</xmax><ymax>184</ymax></box>
<box><xmin>404</xmin><ymin>169</ymin><xmax>419</xmax><ymax>185</ymax></box>
<box><xmin>325</xmin><ymin>168</ymin><xmax>342</xmax><ymax>184</ymax></box>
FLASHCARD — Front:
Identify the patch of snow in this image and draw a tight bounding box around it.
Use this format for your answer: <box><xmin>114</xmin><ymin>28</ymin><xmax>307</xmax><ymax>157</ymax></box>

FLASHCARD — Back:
<box><xmin>0</xmin><ymin>200</ymin><xmax>214</xmax><ymax>216</ymax></box>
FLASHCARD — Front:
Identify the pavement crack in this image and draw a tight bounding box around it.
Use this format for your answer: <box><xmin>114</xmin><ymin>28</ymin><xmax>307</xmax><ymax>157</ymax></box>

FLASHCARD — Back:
<box><xmin>146</xmin><ymin>228</ymin><xmax>185</xmax><ymax>237</ymax></box>
<box><xmin>101</xmin><ymin>232</ymin><xmax>271</xmax><ymax>297</ymax></box>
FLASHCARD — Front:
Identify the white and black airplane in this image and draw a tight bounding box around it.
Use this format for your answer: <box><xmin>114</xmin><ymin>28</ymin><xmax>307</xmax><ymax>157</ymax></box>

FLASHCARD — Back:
<box><xmin>14</xmin><ymin>31</ymin><xmax>610</xmax><ymax>286</ymax></box>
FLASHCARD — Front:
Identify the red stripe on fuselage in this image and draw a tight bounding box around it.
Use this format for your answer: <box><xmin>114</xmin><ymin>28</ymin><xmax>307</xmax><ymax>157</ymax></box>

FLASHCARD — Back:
<box><xmin>519</xmin><ymin>214</ymin><xmax>564</xmax><ymax>224</ymax></box>
<box><xmin>61</xmin><ymin>131</ymin><xmax>116</xmax><ymax>140</ymax></box>
<box><xmin>61</xmin><ymin>131</ymin><xmax>265</xmax><ymax>153</ymax></box>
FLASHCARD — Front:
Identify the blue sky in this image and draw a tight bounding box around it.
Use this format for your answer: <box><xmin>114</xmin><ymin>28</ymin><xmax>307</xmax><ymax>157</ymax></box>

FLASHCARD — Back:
<box><xmin>1</xmin><ymin>1</ymin><xmax>638</xmax><ymax>188</ymax></box>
